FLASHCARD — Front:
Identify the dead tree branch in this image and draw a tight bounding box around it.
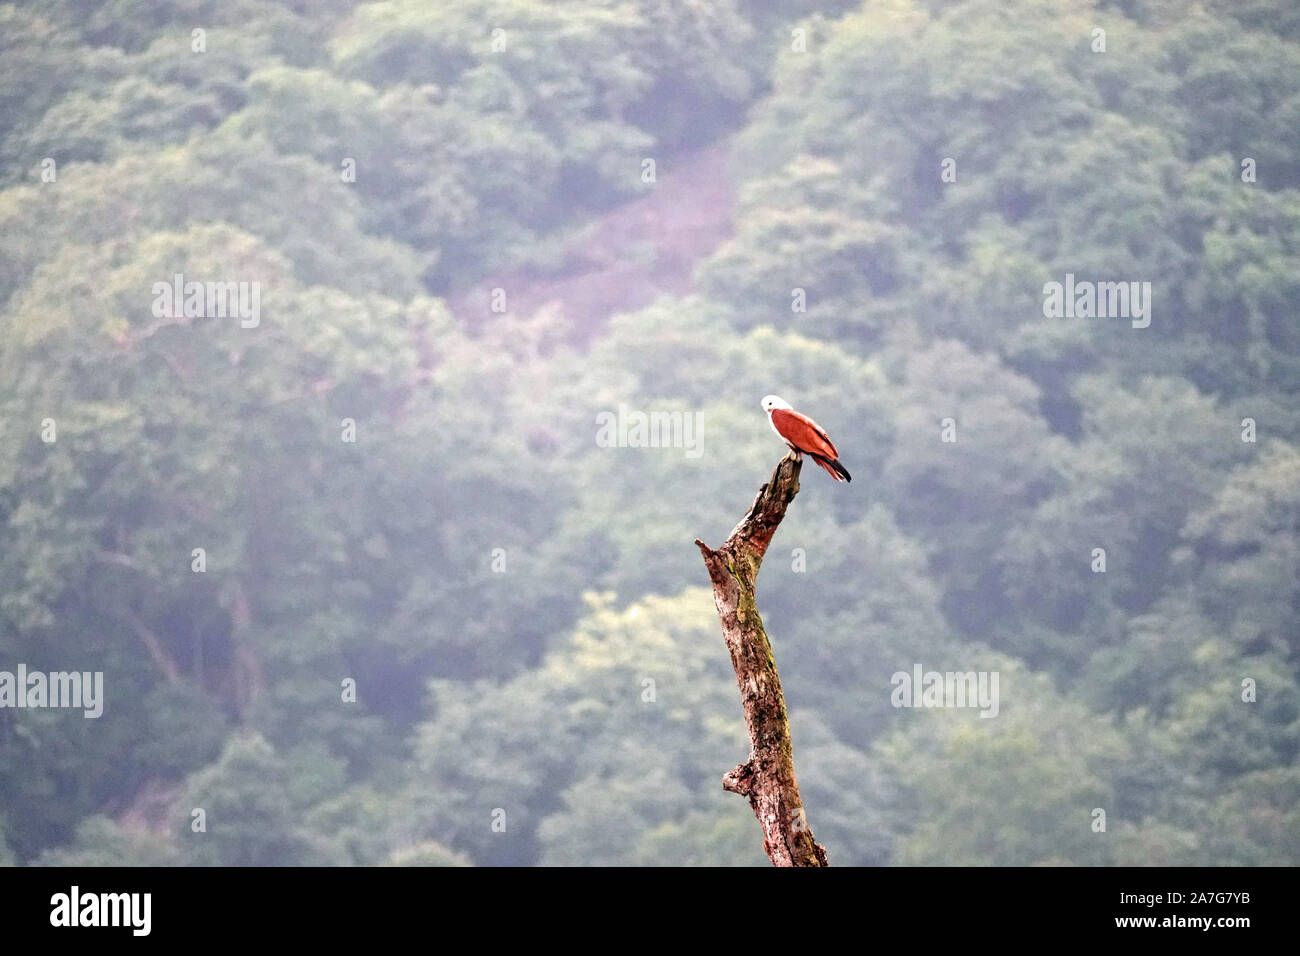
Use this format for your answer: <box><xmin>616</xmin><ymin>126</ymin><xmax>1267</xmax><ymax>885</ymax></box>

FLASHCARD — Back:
<box><xmin>694</xmin><ymin>456</ymin><xmax>829</xmax><ymax>867</ymax></box>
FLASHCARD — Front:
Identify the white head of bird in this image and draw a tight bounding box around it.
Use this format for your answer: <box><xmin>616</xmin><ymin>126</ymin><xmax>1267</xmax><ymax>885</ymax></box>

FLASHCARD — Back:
<box><xmin>761</xmin><ymin>395</ymin><xmax>792</xmax><ymax>412</ymax></box>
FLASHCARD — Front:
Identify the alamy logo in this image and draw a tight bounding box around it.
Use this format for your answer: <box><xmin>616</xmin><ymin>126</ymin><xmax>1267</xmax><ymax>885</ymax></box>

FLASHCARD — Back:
<box><xmin>890</xmin><ymin>664</ymin><xmax>999</xmax><ymax>718</ymax></box>
<box><xmin>50</xmin><ymin>886</ymin><xmax>151</xmax><ymax>936</ymax></box>
<box><xmin>0</xmin><ymin>665</ymin><xmax>103</xmax><ymax>718</ymax></box>
<box><xmin>151</xmin><ymin>272</ymin><xmax>261</xmax><ymax>328</ymax></box>
<box><xmin>595</xmin><ymin>404</ymin><xmax>703</xmax><ymax>459</ymax></box>
<box><xmin>1042</xmin><ymin>273</ymin><xmax>1151</xmax><ymax>328</ymax></box>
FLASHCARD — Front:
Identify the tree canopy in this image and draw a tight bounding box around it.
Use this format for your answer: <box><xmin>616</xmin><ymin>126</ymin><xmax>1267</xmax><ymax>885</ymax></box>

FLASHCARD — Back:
<box><xmin>1</xmin><ymin>0</ymin><xmax>1297</xmax><ymax>866</ymax></box>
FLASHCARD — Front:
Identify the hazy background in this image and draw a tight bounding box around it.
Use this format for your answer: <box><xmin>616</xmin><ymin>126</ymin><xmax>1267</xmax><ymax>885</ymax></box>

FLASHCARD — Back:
<box><xmin>1</xmin><ymin>0</ymin><xmax>1298</xmax><ymax>866</ymax></box>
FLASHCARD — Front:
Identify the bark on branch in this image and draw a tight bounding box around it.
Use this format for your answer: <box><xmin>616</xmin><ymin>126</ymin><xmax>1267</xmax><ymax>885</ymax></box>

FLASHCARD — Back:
<box><xmin>694</xmin><ymin>456</ymin><xmax>829</xmax><ymax>867</ymax></box>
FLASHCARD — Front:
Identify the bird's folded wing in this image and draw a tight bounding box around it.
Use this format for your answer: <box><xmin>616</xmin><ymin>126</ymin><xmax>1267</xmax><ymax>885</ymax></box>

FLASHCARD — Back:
<box><xmin>772</xmin><ymin>408</ymin><xmax>839</xmax><ymax>459</ymax></box>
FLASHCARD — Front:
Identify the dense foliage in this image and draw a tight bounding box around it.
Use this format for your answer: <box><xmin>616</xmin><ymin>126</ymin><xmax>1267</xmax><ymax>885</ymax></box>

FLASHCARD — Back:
<box><xmin>1</xmin><ymin>0</ymin><xmax>1297</xmax><ymax>866</ymax></box>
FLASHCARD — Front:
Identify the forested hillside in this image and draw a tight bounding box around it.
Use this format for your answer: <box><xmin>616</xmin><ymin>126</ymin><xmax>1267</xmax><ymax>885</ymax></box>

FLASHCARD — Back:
<box><xmin>1</xmin><ymin>0</ymin><xmax>1297</xmax><ymax>866</ymax></box>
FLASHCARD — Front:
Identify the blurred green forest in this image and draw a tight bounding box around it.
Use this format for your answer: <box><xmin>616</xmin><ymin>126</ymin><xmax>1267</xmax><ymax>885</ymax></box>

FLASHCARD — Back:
<box><xmin>1</xmin><ymin>0</ymin><xmax>1298</xmax><ymax>866</ymax></box>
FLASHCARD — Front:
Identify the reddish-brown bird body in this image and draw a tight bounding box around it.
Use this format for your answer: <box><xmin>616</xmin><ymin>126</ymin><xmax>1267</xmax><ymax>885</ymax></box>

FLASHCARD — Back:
<box><xmin>761</xmin><ymin>395</ymin><xmax>851</xmax><ymax>482</ymax></box>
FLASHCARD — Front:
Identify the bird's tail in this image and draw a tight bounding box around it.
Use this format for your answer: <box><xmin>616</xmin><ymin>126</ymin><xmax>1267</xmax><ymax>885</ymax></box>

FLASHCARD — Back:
<box><xmin>810</xmin><ymin>454</ymin><xmax>851</xmax><ymax>482</ymax></box>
